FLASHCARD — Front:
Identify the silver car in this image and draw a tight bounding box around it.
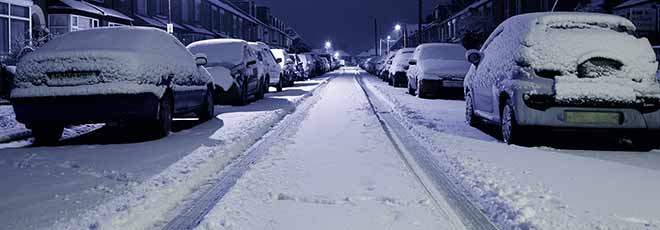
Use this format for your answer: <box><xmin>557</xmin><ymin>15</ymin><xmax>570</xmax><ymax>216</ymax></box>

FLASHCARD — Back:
<box><xmin>406</xmin><ymin>43</ymin><xmax>470</xmax><ymax>98</ymax></box>
<box><xmin>464</xmin><ymin>12</ymin><xmax>660</xmax><ymax>148</ymax></box>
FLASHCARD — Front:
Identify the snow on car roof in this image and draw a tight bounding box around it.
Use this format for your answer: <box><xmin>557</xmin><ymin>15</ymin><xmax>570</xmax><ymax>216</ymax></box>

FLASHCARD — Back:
<box><xmin>187</xmin><ymin>39</ymin><xmax>247</xmax><ymax>67</ymax></box>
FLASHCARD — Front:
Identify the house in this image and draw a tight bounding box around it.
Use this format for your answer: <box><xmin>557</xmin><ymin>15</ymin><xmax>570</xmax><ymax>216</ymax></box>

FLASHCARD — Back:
<box><xmin>0</xmin><ymin>0</ymin><xmax>299</xmax><ymax>61</ymax></box>
<box><xmin>612</xmin><ymin>0</ymin><xmax>659</xmax><ymax>44</ymax></box>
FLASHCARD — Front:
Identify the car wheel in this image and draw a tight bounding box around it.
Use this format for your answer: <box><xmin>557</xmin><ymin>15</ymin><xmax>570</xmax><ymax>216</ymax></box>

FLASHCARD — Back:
<box><xmin>255</xmin><ymin>77</ymin><xmax>265</xmax><ymax>100</ymax></box>
<box><xmin>236</xmin><ymin>81</ymin><xmax>249</xmax><ymax>106</ymax></box>
<box><xmin>408</xmin><ymin>80</ymin><xmax>416</xmax><ymax>95</ymax></box>
<box><xmin>465</xmin><ymin>91</ymin><xmax>478</xmax><ymax>127</ymax></box>
<box><xmin>197</xmin><ymin>86</ymin><xmax>214</xmax><ymax>121</ymax></box>
<box><xmin>276</xmin><ymin>76</ymin><xmax>284</xmax><ymax>92</ymax></box>
<box><xmin>32</xmin><ymin>125</ymin><xmax>64</xmax><ymax>145</ymax></box>
<box><xmin>501</xmin><ymin>99</ymin><xmax>525</xmax><ymax>145</ymax></box>
<box><xmin>151</xmin><ymin>94</ymin><xmax>172</xmax><ymax>138</ymax></box>
<box><xmin>417</xmin><ymin>80</ymin><xmax>427</xmax><ymax>99</ymax></box>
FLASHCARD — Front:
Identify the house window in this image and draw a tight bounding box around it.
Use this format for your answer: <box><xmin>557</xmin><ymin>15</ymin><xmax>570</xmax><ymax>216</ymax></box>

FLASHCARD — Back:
<box><xmin>181</xmin><ymin>0</ymin><xmax>189</xmax><ymax>22</ymax></box>
<box><xmin>211</xmin><ymin>6</ymin><xmax>219</xmax><ymax>32</ymax></box>
<box><xmin>193</xmin><ymin>0</ymin><xmax>201</xmax><ymax>22</ymax></box>
<box><xmin>0</xmin><ymin>2</ymin><xmax>31</xmax><ymax>57</ymax></box>
<box><xmin>136</xmin><ymin>0</ymin><xmax>147</xmax><ymax>15</ymax></box>
<box><xmin>48</xmin><ymin>14</ymin><xmax>98</xmax><ymax>35</ymax></box>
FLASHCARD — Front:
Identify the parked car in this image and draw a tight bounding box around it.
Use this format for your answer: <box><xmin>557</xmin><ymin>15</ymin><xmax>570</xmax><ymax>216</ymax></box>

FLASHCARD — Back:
<box><xmin>407</xmin><ymin>43</ymin><xmax>470</xmax><ymax>98</ymax></box>
<box><xmin>12</xmin><ymin>27</ymin><xmax>214</xmax><ymax>144</ymax></box>
<box><xmin>463</xmin><ymin>12</ymin><xmax>660</xmax><ymax>148</ymax></box>
<box><xmin>297</xmin><ymin>54</ymin><xmax>312</xmax><ymax>80</ymax></box>
<box><xmin>271</xmin><ymin>49</ymin><xmax>296</xmax><ymax>89</ymax></box>
<box><xmin>288</xmin><ymin>54</ymin><xmax>305</xmax><ymax>81</ymax></box>
<box><xmin>249</xmin><ymin>42</ymin><xmax>281</xmax><ymax>95</ymax></box>
<box><xmin>379</xmin><ymin>52</ymin><xmax>397</xmax><ymax>80</ymax></box>
<box><xmin>187</xmin><ymin>38</ymin><xmax>263</xmax><ymax>106</ymax></box>
<box><xmin>387</xmin><ymin>48</ymin><xmax>415</xmax><ymax>87</ymax></box>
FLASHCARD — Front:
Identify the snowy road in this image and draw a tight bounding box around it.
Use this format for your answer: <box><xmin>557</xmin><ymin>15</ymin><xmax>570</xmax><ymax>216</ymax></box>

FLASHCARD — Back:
<box><xmin>0</xmin><ymin>77</ymin><xmax>331</xmax><ymax>230</ymax></box>
<box><xmin>190</xmin><ymin>68</ymin><xmax>469</xmax><ymax>230</ymax></box>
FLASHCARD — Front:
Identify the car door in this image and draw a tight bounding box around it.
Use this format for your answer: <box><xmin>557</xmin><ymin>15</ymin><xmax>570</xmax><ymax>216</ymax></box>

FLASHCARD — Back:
<box><xmin>245</xmin><ymin>47</ymin><xmax>260</xmax><ymax>94</ymax></box>
<box><xmin>408</xmin><ymin>48</ymin><xmax>422</xmax><ymax>89</ymax></box>
<box><xmin>472</xmin><ymin>28</ymin><xmax>504</xmax><ymax>114</ymax></box>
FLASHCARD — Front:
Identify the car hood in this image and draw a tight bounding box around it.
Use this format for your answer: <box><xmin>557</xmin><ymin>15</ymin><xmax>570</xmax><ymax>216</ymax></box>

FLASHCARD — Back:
<box><xmin>419</xmin><ymin>60</ymin><xmax>471</xmax><ymax>77</ymax></box>
<box><xmin>205</xmin><ymin>66</ymin><xmax>236</xmax><ymax>91</ymax></box>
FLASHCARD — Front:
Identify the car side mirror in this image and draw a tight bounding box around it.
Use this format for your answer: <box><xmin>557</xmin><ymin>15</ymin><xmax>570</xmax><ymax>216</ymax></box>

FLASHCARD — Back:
<box><xmin>195</xmin><ymin>53</ymin><xmax>208</xmax><ymax>66</ymax></box>
<box><xmin>246</xmin><ymin>60</ymin><xmax>257</xmax><ymax>66</ymax></box>
<box><xmin>276</xmin><ymin>58</ymin><xmax>282</xmax><ymax>63</ymax></box>
<box><xmin>466</xmin><ymin>49</ymin><xmax>483</xmax><ymax>65</ymax></box>
<box><xmin>408</xmin><ymin>59</ymin><xmax>417</xmax><ymax>65</ymax></box>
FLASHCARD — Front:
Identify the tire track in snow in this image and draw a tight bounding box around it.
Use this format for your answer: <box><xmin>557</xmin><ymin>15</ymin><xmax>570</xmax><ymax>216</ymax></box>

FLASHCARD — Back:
<box><xmin>354</xmin><ymin>72</ymin><xmax>497</xmax><ymax>230</ymax></box>
<box><xmin>161</xmin><ymin>74</ymin><xmax>337</xmax><ymax>230</ymax></box>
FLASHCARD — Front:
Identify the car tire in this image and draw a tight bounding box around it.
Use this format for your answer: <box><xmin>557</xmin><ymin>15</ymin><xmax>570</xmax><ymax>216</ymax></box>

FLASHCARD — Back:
<box><xmin>197</xmin><ymin>86</ymin><xmax>214</xmax><ymax>121</ymax></box>
<box><xmin>151</xmin><ymin>94</ymin><xmax>172</xmax><ymax>138</ymax></box>
<box><xmin>408</xmin><ymin>80</ymin><xmax>416</xmax><ymax>95</ymax></box>
<box><xmin>255</xmin><ymin>77</ymin><xmax>265</xmax><ymax>100</ymax></box>
<box><xmin>501</xmin><ymin>99</ymin><xmax>526</xmax><ymax>145</ymax></box>
<box><xmin>276</xmin><ymin>76</ymin><xmax>284</xmax><ymax>92</ymax></box>
<box><xmin>417</xmin><ymin>80</ymin><xmax>427</xmax><ymax>99</ymax></box>
<box><xmin>32</xmin><ymin>125</ymin><xmax>64</xmax><ymax>145</ymax></box>
<box><xmin>235</xmin><ymin>81</ymin><xmax>249</xmax><ymax>106</ymax></box>
<box><xmin>465</xmin><ymin>91</ymin><xmax>479</xmax><ymax>127</ymax></box>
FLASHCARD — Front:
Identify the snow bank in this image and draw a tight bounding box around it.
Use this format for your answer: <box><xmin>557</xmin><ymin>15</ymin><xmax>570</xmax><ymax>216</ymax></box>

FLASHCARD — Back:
<box><xmin>362</xmin><ymin>74</ymin><xmax>660</xmax><ymax>230</ymax></box>
<box><xmin>14</xmin><ymin>27</ymin><xmax>205</xmax><ymax>98</ymax></box>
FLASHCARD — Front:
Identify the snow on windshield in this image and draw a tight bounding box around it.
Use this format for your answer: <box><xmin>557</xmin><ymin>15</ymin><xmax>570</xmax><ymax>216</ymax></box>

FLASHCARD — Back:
<box><xmin>420</xmin><ymin>45</ymin><xmax>466</xmax><ymax>61</ymax></box>
<box><xmin>187</xmin><ymin>39</ymin><xmax>245</xmax><ymax>68</ymax></box>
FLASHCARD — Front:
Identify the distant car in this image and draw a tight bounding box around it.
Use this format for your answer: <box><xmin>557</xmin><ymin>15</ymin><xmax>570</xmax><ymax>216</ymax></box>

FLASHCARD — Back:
<box><xmin>288</xmin><ymin>54</ymin><xmax>305</xmax><ymax>81</ymax></box>
<box><xmin>12</xmin><ymin>27</ymin><xmax>214</xmax><ymax>144</ymax></box>
<box><xmin>464</xmin><ymin>12</ymin><xmax>660</xmax><ymax>148</ymax></box>
<box><xmin>187</xmin><ymin>39</ymin><xmax>263</xmax><ymax>106</ymax></box>
<box><xmin>297</xmin><ymin>54</ymin><xmax>311</xmax><ymax>79</ymax></box>
<box><xmin>387</xmin><ymin>48</ymin><xmax>415</xmax><ymax>87</ymax></box>
<box><xmin>407</xmin><ymin>43</ymin><xmax>470</xmax><ymax>98</ymax></box>
<box><xmin>271</xmin><ymin>49</ymin><xmax>296</xmax><ymax>90</ymax></box>
<box><xmin>249</xmin><ymin>42</ymin><xmax>281</xmax><ymax>96</ymax></box>
<box><xmin>379</xmin><ymin>52</ymin><xmax>397</xmax><ymax>81</ymax></box>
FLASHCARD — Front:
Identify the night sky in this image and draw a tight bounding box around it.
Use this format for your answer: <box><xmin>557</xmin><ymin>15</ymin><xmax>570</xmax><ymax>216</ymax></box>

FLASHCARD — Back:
<box><xmin>255</xmin><ymin>0</ymin><xmax>442</xmax><ymax>55</ymax></box>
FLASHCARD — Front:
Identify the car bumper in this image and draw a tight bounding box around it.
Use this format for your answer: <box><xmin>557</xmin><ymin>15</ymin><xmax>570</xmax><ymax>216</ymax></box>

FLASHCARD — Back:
<box><xmin>514</xmin><ymin>93</ymin><xmax>660</xmax><ymax>130</ymax></box>
<box><xmin>419</xmin><ymin>79</ymin><xmax>465</xmax><ymax>92</ymax></box>
<box><xmin>12</xmin><ymin>93</ymin><xmax>159</xmax><ymax>126</ymax></box>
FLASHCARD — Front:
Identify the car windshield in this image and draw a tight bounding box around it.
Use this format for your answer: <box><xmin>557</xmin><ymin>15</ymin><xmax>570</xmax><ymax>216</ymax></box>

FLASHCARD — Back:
<box><xmin>420</xmin><ymin>46</ymin><xmax>466</xmax><ymax>60</ymax></box>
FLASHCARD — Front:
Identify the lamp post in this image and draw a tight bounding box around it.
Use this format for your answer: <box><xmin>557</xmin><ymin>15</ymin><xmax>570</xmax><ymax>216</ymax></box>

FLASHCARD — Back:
<box><xmin>166</xmin><ymin>0</ymin><xmax>173</xmax><ymax>34</ymax></box>
<box><xmin>395</xmin><ymin>24</ymin><xmax>406</xmax><ymax>48</ymax></box>
<box><xmin>325</xmin><ymin>41</ymin><xmax>332</xmax><ymax>54</ymax></box>
<box><xmin>387</xmin><ymin>36</ymin><xmax>391</xmax><ymax>54</ymax></box>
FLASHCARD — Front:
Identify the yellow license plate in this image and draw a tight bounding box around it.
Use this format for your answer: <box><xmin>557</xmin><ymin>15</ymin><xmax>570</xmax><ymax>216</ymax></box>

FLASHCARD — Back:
<box><xmin>565</xmin><ymin>111</ymin><xmax>621</xmax><ymax>125</ymax></box>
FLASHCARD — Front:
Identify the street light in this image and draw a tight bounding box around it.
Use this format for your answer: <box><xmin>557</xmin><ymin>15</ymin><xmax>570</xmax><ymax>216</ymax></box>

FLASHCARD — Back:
<box><xmin>387</xmin><ymin>36</ymin><xmax>391</xmax><ymax>54</ymax></box>
<box><xmin>325</xmin><ymin>41</ymin><xmax>332</xmax><ymax>54</ymax></box>
<box><xmin>395</xmin><ymin>24</ymin><xmax>406</xmax><ymax>48</ymax></box>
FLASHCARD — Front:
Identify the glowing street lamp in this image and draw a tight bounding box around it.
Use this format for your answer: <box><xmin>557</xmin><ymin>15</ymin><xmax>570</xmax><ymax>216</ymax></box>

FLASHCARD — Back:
<box><xmin>395</xmin><ymin>24</ymin><xmax>402</xmax><ymax>31</ymax></box>
<box><xmin>395</xmin><ymin>24</ymin><xmax>406</xmax><ymax>48</ymax></box>
<box><xmin>324</xmin><ymin>41</ymin><xmax>332</xmax><ymax>54</ymax></box>
<box><xmin>334</xmin><ymin>52</ymin><xmax>340</xmax><ymax>58</ymax></box>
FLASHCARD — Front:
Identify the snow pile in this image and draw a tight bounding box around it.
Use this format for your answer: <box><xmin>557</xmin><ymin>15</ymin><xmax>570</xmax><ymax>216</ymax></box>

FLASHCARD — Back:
<box><xmin>518</xmin><ymin>12</ymin><xmax>659</xmax><ymax>102</ymax></box>
<box><xmin>187</xmin><ymin>39</ymin><xmax>247</xmax><ymax>69</ymax></box>
<box><xmin>13</xmin><ymin>27</ymin><xmax>205</xmax><ymax>98</ymax></box>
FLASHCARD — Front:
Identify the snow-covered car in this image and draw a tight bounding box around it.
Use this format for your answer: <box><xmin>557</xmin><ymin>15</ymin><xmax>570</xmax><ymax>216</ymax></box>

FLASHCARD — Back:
<box><xmin>271</xmin><ymin>49</ymin><xmax>295</xmax><ymax>90</ymax></box>
<box><xmin>11</xmin><ymin>27</ymin><xmax>214</xmax><ymax>144</ymax></box>
<box><xmin>407</xmin><ymin>43</ymin><xmax>470</xmax><ymax>98</ymax></box>
<box><xmin>387</xmin><ymin>48</ymin><xmax>415</xmax><ymax>87</ymax></box>
<box><xmin>187</xmin><ymin>39</ymin><xmax>264</xmax><ymax>106</ymax></box>
<box><xmin>379</xmin><ymin>52</ymin><xmax>397</xmax><ymax>80</ymax></box>
<box><xmin>249</xmin><ymin>42</ymin><xmax>281</xmax><ymax>95</ymax></box>
<box><xmin>464</xmin><ymin>12</ymin><xmax>660</xmax><ymax>147</ymax></box>
<box><xmin>288</xmin><ymin>54</ymin><xmax>305</xmax><ymax>81</ymax></box>
<box><xmin>297</xmin><ymin>54</ymin><xmax>311</xmax><ymax>80</ymax></box>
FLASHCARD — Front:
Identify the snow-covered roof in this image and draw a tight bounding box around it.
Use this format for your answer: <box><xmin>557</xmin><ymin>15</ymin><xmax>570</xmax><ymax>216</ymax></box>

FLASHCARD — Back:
<box><xmin>89</xmin><ymin>4</ymin><xmax>133</xmax><ymax>22</ymax></box>
<box><xmin>614</xmin><ymin>0</ymin><xmax>654</xmax><ymax>9</ymax></box>
<box><xmin>51</xmin><ymin>0</ymin><xmax>102</xmax><ymax>15</ymax></box>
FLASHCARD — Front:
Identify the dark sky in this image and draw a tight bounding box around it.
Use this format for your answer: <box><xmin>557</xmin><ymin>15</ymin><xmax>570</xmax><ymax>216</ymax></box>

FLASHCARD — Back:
<box><xmin>256</xmin><ymin>0</ymin><xmax>442</xmax><ymax>55</ymax></box>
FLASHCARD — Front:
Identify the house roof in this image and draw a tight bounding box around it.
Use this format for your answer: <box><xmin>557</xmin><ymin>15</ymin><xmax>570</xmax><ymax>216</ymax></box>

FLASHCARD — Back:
<box><xmin>615</xmin><ymin>0</ymin><xmax>655</xmax><ymax>9</ymax></box>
